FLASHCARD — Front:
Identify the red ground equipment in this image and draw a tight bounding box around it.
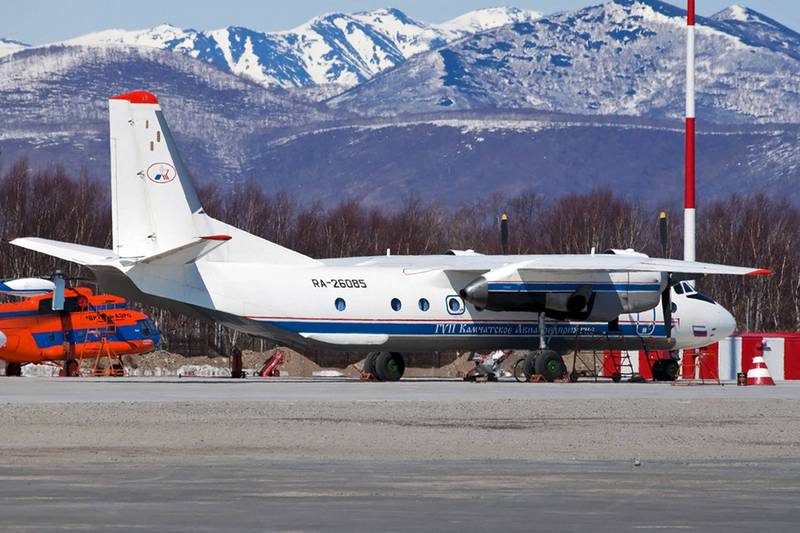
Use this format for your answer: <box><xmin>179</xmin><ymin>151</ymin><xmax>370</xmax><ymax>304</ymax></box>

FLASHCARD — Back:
<box><xmin>257</xmin><ymin>351</ymin><xmax>284</xmax><ymax>377</ymax></box>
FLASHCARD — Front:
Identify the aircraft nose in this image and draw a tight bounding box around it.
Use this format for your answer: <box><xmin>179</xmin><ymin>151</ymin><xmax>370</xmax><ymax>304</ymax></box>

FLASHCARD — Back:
<box><xmin>715</xmin><ymin>305</ymin><xmax>737</xmax><ymax>339</ymax></box>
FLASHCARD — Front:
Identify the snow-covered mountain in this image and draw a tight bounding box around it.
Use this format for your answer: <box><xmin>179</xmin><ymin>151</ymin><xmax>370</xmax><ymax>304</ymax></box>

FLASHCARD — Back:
<box><xmin>1</xmin><ymin>2</ymin><xmax>799</xmax><ymax>208</ymax></box>
<box><xmin>331</xmin><ymin>0</ymin><xmax>800</xmax><ymax>123</ymax></box>
<box><xmin>56</xmin><ymin>7</ymin><xmax>541</xmax><ymax>89</ymax></box>
<box><xmin>0</xmin><ymin>38</ymin><xmax>29</xmax><ymax>57</ymax></box>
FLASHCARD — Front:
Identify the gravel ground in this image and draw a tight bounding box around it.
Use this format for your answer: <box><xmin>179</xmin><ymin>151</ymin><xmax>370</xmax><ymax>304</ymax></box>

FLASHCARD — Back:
<box><xmin>2</xmin><ymin>379</ymin><xmax>799</xmax><ymax>465</ymax></box>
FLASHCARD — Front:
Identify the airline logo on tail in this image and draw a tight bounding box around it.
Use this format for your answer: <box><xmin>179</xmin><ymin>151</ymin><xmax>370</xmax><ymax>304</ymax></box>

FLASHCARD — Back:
<box><xmin>147</xmin><ymin>162</ymin><xmax>176</xmax><ymax>184</ymax></box>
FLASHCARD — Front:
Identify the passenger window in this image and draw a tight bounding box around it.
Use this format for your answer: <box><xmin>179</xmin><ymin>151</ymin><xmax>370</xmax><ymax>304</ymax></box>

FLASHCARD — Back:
<box><xmin>335</xmin><ymin>298</ymin><xmax>346</xmax><ymax>312</ymax></box>
<box><xmin>391</xmin><ymin>298</ymin><xmax>402</xmax><ymax>312</ymax></box>
<box><xmin>418</xmin><ymin>298</ymin><xmax>430</xmax><ymax>312</ymax></box>
<box><xmin>446</xmin><ymin>295</ymin><xmax>465</xmax><ymax>315</ymax></box>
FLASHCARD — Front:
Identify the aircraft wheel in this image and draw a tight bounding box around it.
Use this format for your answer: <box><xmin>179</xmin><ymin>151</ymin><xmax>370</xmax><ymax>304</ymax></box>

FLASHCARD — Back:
<box><xmin>5</xmin><ymin>362</ymin><xmax>22</xmax><ymax>377</ymax></box>
<box><xmin>363</xmin><ymin>352</ymin><xmax>380</xmax><ymax>378</ymax></box>
<box><xmin>64</xmin><ymin>359</ymin><xmax>80</xmax><ymax>377</ymax></box>
<box><xmin>534</xmin><ymin>350</ymin><xmax>566</xmax><ymax>382</ymax></box>
<box><xmin>374</xmin><ymin>352</ymin><xmax>405</xmax><ymax>382</ymax></box>
<box><xmin>522</xmin><ymin>352</ymin><xmax>538</xmax><ymax>380</ymax></box>
<box><xmin>662</xmin><ymin>359</ymin><xmax>679</xmax><ymax>381</ymax></box>
<box><xmin>651</xmin><ymin>360</ymin><xmax>665</xmax><ymax>381</ymax></box>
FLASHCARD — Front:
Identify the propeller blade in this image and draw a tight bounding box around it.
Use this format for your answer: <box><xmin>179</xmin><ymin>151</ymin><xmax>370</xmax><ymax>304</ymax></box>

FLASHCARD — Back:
<box><xmin>661</xmin><ymin>274</ymin><xmax>673</xmax><ymax>341</ymax></box>
<box><xmin>52</xmin><ymin>271</ymin><xmax>65</xmax><ymax>311</ymax></box>
<box><xmin>500</xmin><ymin>213</ymin><xmax>509</xmax><ymax>255</ymax></box>
<box><xmin>659</xmin><ymin>211</ymin><xmax>669</xmax><ymax>258</ymax></box>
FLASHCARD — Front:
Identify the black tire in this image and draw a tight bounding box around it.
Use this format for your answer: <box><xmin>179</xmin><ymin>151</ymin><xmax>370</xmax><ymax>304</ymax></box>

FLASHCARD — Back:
<box><xmin>662</xmin><ymin>359</ymin><xmax>679</xmax><ymax>381</ymax></box>
<box><xmin>363</xmin><ymin>352</ymin><xmax>379</xmax><ymax>378</ymax></box>
<box><xmin>374</xmin><ymin>352</ymin><xmax>405</xmax><ymax>382</ymax></box>
<box><xmin>611</xmin><ymin>372</ymin><xmax>622</xmax><ymax>383</ymax></box>
<box><xmin>522</xmin><ymin>352</ymin><xmax>538</xmax><ymax>380</ymax></box>
<box><xmin>534</xmin><ymin>351</ymin><xmax>566</xmax><ymax>382</ymax></box>
<box><xmin>651</xmin><ymin>360</ymin><xmax>665</xmax><ymax>381</ymax></box>
<box><xmin>65</xmin><ymin>359</ymin><xmax>80</xmax><ymax>377</ymax></box>
<box><xmin>513</xmin><ymin>358</ymin><xmax>528</xmax><ymax>382</ymax></box>
<box><xmin>5</xmin><ymin>362</ymin><xmax>22</xmax><ymax>377</ymax></box>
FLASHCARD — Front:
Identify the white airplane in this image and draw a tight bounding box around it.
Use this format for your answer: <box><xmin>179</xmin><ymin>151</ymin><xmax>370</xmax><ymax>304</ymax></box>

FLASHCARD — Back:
<box><xmin>10</xmin><ymin>91</ymin><xmax>769</xmax><ymax>381</ymax></box>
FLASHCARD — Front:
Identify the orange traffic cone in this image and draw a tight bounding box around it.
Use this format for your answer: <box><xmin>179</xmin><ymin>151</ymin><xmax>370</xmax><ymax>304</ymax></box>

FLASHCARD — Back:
<box><xmin>745</xmin><ymin>355</ymin><xmax>775</xmax><ymax>386</ymax></box>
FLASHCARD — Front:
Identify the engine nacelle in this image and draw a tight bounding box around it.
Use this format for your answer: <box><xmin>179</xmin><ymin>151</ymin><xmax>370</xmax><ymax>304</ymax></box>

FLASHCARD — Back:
<box><xmin>460</xmin><ymin>272</ymin><xmax>664</xmax><ymax>322</ymax></box>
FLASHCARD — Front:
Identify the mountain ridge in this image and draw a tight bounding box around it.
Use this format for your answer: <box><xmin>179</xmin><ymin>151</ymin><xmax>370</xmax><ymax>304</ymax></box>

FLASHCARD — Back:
<box><xmin>25</xmin><ymin>7</ymin><xmax>541</xmax><ymax>89</ymax></box>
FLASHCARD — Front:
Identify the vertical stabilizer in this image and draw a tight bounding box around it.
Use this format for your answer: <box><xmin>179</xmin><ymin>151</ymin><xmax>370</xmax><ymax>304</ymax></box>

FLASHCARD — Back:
<box><xmin>108</xmin><ymin>90</ymin><xmax>316</xmax><ymax>266</ymax></box>
<box><xmin>110</xmin><ymin>91</ymin><xmax>204</xmax><ymax>259</ymax></box>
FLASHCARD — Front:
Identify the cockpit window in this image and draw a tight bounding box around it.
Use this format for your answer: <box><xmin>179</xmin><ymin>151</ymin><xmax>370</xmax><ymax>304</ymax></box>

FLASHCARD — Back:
<box><xmin>139</xmin><ymin>319</ymin><xmax>156</xmax><ymax>337</ymax></box>
<box><xmin>687</xmin><ymin>292</ymin><xmax>717</xmax><ymax>305</ymax></box>
<box><xmin>674</xmin><ymin>284</ymin><xmax>685</xmax><ymax>295</ymax></box>
<box><xmin>682</xmin><ymin>282</ymin><xmax>696</xmax><ymax>294</ymax></box>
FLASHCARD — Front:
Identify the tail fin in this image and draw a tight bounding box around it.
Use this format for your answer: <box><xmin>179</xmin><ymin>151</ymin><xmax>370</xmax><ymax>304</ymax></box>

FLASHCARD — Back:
<box><xmin>108</xmin><ymin>91</ymin><xmax>315</xmax><ymax>266</ymax></box>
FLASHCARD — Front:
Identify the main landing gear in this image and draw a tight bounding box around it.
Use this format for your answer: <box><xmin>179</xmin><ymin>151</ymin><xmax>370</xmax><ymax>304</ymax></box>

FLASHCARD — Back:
<box><xmin>61</xmin><ymin>359</ymin><xmax>80</xmax><ymax>377</ymax></box>
<box><xmin>5</xmin><ymin>362</ymin><xmax>22</xmax><ymax>377</ymax></box>
<box><xmin>520</xmin><ymin>314</ymin><xmax>567</xmax><ymax>383</ymax></box>
<box><xmin>363</xmin><ymin>352</ymin><xmax>406</xmax><ymax>382</ymax></box>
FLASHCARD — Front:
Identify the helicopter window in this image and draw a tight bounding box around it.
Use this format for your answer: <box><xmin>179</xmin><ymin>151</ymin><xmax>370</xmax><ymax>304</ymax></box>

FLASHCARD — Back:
<box><xmin>37</xmin><ymin>296</ymin><xmax>83</xmax><ymax>314</ymax></box>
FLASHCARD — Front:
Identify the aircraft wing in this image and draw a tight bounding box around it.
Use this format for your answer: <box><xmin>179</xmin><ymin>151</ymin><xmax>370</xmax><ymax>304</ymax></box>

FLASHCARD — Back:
<box><xmin>442</xmin><ymin>256</ymin><xmax>769</xmax><ymax>278</ymax></box>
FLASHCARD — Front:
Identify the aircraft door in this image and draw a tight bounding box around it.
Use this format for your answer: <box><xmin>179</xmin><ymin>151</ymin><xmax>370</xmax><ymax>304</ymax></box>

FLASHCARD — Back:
<box><xmin>636</xmin><ymin>308</ymin><xmax>657</xmax><ymax>337</ymax></box>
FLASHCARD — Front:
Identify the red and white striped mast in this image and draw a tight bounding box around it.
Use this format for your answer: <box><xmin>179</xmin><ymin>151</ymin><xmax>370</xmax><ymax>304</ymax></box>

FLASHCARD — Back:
<box><xmin>684</xmin><ymin>0</ymin><xmax>696</xmax><ymax>262</ymax></box>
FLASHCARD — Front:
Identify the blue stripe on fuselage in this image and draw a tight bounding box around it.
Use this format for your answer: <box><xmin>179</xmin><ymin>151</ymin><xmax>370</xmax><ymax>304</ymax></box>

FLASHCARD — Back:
<box><xmin>259</xmin><ymin>319</ymin><xmax>666</xmax><ymax>338</ymax></box>
<box><xmin>31</xmin><ymin>324</ymin><xmax>154</xmax><ymax>348</ymax></box>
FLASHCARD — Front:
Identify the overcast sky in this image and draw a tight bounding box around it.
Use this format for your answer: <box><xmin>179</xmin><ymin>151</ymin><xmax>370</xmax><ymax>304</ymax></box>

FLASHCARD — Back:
<box><xmin>3</xmin><ymin>0</ymin><xmax>798</xmax><ymax>45</ymax></box>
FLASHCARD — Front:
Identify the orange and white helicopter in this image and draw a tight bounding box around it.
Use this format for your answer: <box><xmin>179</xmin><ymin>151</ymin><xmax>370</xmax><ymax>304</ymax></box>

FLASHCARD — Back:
<box><xmin>0</xmin><ymin>275</ymin><xmax>160</xmax><ymax>376</ymax></box>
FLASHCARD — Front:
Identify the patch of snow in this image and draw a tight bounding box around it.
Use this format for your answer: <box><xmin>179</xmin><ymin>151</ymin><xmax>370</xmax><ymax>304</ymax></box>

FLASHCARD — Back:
<box><xmin>176</xmin><ymin>364</ymin><xmax>231</xmax><ymax>377</ymax></box>
<box><xmin>21</xmin><ymin>364</ymin><xmax>60</xmax><ymax>377</ymax></box>
<box><xmin>727</xmin><ymin>5</ymin><xmax>750</xmax><ymax>22</ymax></box>
<box><xmin>437</xmin><ymin>7</ymin><xmax>542</xmax><ymax>33</ymax></box>
<box><xmin>0</xmin><ymin>38</ymin><xmax>29</xmax><ymax>58</ymax></box>
<box><xmin>312</xmin><ymin>369</ymin><xmax>345</xmax><ymax>377</ymax></box>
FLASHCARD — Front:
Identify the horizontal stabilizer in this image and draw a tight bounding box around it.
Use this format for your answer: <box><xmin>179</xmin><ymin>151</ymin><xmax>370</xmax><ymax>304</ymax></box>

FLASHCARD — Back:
<box><xmin>134</xmin><ymin>235</ymin><xmax>232</xmax><ymax>266</ymax></box>
<box><xmin>10</xmin><ymin>238</ymin><xmax>118</xmax><ymax>266</ymax></box>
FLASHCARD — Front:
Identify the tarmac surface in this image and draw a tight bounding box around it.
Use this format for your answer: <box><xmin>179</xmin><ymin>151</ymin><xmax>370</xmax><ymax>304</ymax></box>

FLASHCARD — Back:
<box><xmin>1</xmin><ymin>377</ymin><xmax>799</xmax><ymax>532</ymax></box>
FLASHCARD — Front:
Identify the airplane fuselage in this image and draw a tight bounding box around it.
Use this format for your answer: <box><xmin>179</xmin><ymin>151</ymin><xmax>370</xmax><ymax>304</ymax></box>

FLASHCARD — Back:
<box><xmin>116</xmin><ymin>256</ymin><xmax>734</xmax><ymax>355</ymax></box>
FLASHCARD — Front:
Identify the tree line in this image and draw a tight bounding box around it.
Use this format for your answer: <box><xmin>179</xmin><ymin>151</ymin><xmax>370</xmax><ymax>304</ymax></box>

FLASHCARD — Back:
<box><xmin>1</xmin><ymin>158</ymin><xmax>797</xmax><ymax>356</ymax></box>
